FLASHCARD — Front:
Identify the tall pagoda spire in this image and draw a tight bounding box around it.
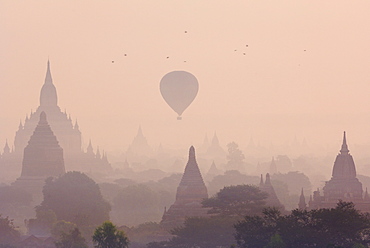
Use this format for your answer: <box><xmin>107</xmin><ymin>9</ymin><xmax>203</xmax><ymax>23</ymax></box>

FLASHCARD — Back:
<box><xmin>178</xmin><ymin>146</ymin><xmax>207</xmax><ymax>190</ymax></box>
<box><xmin>340</xmin><ymin>131</ymin><xmax>349</xmax><ymax>154</ymax></box>
<box><xmin>40</xmin><ymin>60</ymin><xmax>58</xmax><ymax>107</ymax></box>
<box><xmin>3</xmin><ymin>140</ymin><xmax>10</xmax><ymax>154</ymax></box>
<box><xmin>161</xmin><ymin>146</ymin><xmax>209</xmax><ymax>229</ymax></box>
<box><xmin>45</xmin><ymin>60</ymin><xmax>53</xmax><ymax>84</ymax></box>
<box><xmin>298</xmin><ymin>188</ymin><xmax>306</xmax><ymax>210</ymax></box>
<box><xmin>331</xmin><ymin>131</ymin><xmax>356</xmax><ymax>179</ymax></box>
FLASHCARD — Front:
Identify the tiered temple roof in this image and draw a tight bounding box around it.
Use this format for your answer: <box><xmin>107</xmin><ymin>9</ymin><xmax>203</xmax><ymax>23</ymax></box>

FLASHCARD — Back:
<box><xmin>161</xmin><ymin>146</ymin><xmax>209</xmax><ymax>229</ymax></box>
<box><xmin>21</xmin><ymin>111</ymin><xmax>65</xmax><ymax>178</ymax></box>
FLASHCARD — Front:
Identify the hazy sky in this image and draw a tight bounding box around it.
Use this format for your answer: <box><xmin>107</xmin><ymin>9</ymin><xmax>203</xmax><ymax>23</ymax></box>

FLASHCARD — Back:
<box><xmin>1</xmin><ymin>1</ymin><xmax>370</xmax><ymax>154</ymax></box>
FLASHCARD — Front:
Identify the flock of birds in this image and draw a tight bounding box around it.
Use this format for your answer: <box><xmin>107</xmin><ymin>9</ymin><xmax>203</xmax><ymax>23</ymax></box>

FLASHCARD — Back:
<box><xmin>111</xmin><ymin>30</ymin><xmax>307</xmax><ymax>64</ymax></box>
<box><xmin>111</xmin><ymin>30</ymin><xmax>250</xmax><ymax>64</ymax></box>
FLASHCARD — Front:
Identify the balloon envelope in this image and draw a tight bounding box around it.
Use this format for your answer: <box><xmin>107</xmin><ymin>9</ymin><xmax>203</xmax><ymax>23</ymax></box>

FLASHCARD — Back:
<box><xmin>160</xmin><ymin>71</ymin><xmax>199</xmax><ymax>119</ymax></box>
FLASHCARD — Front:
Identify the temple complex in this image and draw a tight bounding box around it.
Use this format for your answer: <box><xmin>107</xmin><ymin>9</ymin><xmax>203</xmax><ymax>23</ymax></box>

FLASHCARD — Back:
<box><xmin>13</xmin><ymin>112</ymin><xmax>65</xmax><ymax>202</ymax></box>
<box><xmin>303</xmin><ymin>132</ymin><xmax>370</xmax><ymax>211</ymax></box>
<box><xmin>259</xmin><ymin>173</ymin><xmax>284</xmax><ymax>209</ymax></box>
<box><xmin>0</xmin><ymin>61</ymin><xmax>111</xmax><ymax>177</ymax></box>
<box><xmin>161</xmin><ymin>146</ymin><xmax>209</xmax><ymax>229</ymax></box>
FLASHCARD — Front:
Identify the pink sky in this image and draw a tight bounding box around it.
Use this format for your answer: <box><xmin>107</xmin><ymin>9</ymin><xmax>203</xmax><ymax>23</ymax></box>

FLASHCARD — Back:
<box><xmin>1</xmin><ymin>1</ymin><xmax>370</xmax><ymax>154</ymax></box>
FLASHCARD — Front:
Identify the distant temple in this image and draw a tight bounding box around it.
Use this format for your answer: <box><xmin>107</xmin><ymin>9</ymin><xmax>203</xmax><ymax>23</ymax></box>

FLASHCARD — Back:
<box><xmin>205</xmin><ymin>132</ymin><xmax>226</xmax><ymax>159</ymax></box>
<box><xmin>269</xmin><ymin>157</ymin><xmax>277</xmax><ymax>174</ymax></box>
<box><xmin>301</xmin><ymin>132</ymin><xmax>370</xmax><ymax>211</ymax></box>
<box><xmin>13</xmin><ymin>112</ymin><xmax>65</xmax><ymax>202</ymax></box>
<box><xmin>259</xmin><ymin>173</ymin><xmax>284</xmax><ymax>209</ymax></box>
<box><xmin>0</xmin><ymin>60</ymin><xmax>111</xmax><ymax>176</ymax></box>
<box><xmin>126</xmin><ymin>126</ymin><xmax>152</xmax><ymax>159</ymax></box>
<box><xmin>161</xmin><ymin>146</ymin><xmax>209</xmax><ymax>229</ymax></box>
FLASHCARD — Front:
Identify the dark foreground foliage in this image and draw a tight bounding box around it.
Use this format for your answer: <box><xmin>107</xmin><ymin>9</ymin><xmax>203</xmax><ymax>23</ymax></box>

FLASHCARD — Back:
<box><xmin>235</xmin><ymin>201</ymin><xmax>370</xmax><ymax>248</ymax></box>
<box><xmin>147</xmin><ymin>216</ymin><xmax>237</xmax><ymax>248</ymax></box>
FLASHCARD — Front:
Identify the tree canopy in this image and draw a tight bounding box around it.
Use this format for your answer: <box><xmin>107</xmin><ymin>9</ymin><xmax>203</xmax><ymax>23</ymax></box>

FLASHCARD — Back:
<box><xmin>147</xmin><ymin>216</ymin><xmax>237</xmax><ymax>248</ymax></box>
<box><xmin>55</xmin><ymin>227</ymin><xmax>88</xmax><ymax>248</ymax></box>
<box><xmin>234</xmin><ymin>201</ymin><xmax>370</xmax><ymax>248</ymax></box>
<box><xmin>226</xmin><ymin>142</ymin><xmax>246</xmax><ymax>171</ymax></box>
<box><xmin>92</xmin><ymin>221</ymin><xmax>129</xmax><ymax>248</ymax></box>
<box><xmin>0</xmin><ymin>215</ymin><xmax>20</xmax><ymax>246</ymax></box>
<box><xmin>202</xmin><ymin>184</ymin><xmax>268</xmax><ymax>217</ymax></box>
<box><xmin>40</xmin><ymin>171</ymin><xmax>110</xmax><ymax>227</ymax></box>
<box><xmin>113</xmin><ymin>184</ymin><xmax>163</xmax><ymax>226</ymax></box>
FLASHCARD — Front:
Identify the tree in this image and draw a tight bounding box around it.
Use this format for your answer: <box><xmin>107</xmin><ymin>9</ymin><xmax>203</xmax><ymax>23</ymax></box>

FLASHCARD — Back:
<box><xmin>51</xmin><ymin>220</ymin><xmax>77</xmax><ymax>238</ymax></box>
<box><xmin>147</xmin><ymin>216</ymin><xmax>237</xmax><ymax>248</ymax></box>
<box><xmin>40</xmin><ymin>171</ymin><xmax>111</xmax><ymax>227</ymax></box>
<box><xmin>26</xmin><ymin>207</ymin><xmax>57</xmax><ymax>236</ymax></box>
<box><xmin>234</xmin><ymin>201</ymin><xmax>370</xmax><ymax>248</ymax></box>
<box><xmin>55</xmin><ymin>227</ymin><xmax>88</xmax><ymax>248</ymax></box>
<box><xmin>92</xmin><ymin>221</ymin><xmax>129</xmax><ymax>248</ymax></box>
<box><xmin>0</xmin><ymin>215</ymin><xmax>20</xmax><ymax>246</ymax></box>
<box><xmin>226</xmin><ymin>142</ymin><xmax>246</xmax><ymax>171</ymax></box>
<box><xmin>202</xmin><ymin>184</ymin><xmax>268</xmax><ymax>217</ymax></box>
<box><xmin>207</xmin><ymin>170</ymin><xmax>259</xmax><ymax>196</ymax></box>
<box><xmin>264</xmin><ymin>234</ymin><xmax>286</xmax><ymax>248</ymax></box>
<box><xmin>113</xmin><ymin>184</ymin><xmax>162</xmax><ymax>226</ymax></box>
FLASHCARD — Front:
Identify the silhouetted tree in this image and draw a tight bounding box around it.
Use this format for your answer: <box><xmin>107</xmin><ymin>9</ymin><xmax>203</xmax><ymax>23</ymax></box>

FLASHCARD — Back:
<box><xmin>26</xmin><ymin>207</ymin><xmax>57</xmax><ymax>236</ymax></box>
<box><xmin>55</xmin><ymin>227</ymin><xmax>88</xmax><ymax>248</ymax></box>
<box><xmin>207</xmin><ymin>170</ymin><xmax>259</xmax><ymax>196</ymax></box>
<box><xmin>40</xmin><ymin>172</ymin><xmax>110</xmax><ymax>227</ymax></box>
<box><xmin>113</xmin><ymin>184</ymin><xmax>162</xmax><ymax>226</ymax></box>
<box><xmin>264</xmin><ymin>234</ymin><xmax>286</xmax><ymax>248</ymax></box>
<box><xmin>226</xmin><ymin>142</ymin><xmax>246</xmax><ymax>171</ymax></box>
<box><xmin>51</xmin><ymin>220</ymin><xmax>77</xmax><ymax>238</ymax></box>
<box><xmin>202</xmin><ymin>184</ymin><xmax>268</xmax><ymax>217</ymax></box>
<box><xmin>235</xmin><ymin>201</ymin><xmax>370</xmax><ymax>248</ymax></box>
<box><xmin>0</xmin><ymin>215</ymin><xmax>20</xmax><ymax>246</ymax></box>
<box><xmin>92</xmin><ymin>221</ymin><xmax>129</xmax><ymax>248</ymax></box>
<box><xmin>147</xmin><ymin>216</ymin><xmax>237</xmax><ymax>248</ymax></box>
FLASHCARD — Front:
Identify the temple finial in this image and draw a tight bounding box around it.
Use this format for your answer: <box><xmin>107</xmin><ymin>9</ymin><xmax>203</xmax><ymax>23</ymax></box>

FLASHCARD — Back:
<box><xmin>340</xmin><ymin>131</ymin><xmax>349</xmax><ymax>154</ymax></box>
<box><xmin>45</xmin><ymin>59</ymin><xmax>53</xmax><ymax>84</ymax></box>
<box><xmin>189</xmin><ymin>146</ymin><xmax>196</xmax><ymax>161</ymax></box>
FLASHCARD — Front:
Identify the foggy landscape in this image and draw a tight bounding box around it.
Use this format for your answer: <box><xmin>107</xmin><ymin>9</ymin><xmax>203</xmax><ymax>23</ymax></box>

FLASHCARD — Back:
<box><xmin>2</xmin><ymin>1</ymin><xmax>370</xmax><ymax>248</ymax></box>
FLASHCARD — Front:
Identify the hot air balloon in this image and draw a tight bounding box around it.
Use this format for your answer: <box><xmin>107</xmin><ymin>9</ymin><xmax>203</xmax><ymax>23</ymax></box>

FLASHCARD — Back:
<box><xmin>160</xmin><ymin>71</ymin><xmax>199</xmax><ymax>120</ymax></box>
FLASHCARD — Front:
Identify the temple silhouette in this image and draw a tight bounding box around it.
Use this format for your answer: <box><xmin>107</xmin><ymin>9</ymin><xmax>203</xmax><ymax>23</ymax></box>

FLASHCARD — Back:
<box><xmin>0</xmin><ymin>61</ymin><xmax>111</xmax><ymax>177</ymax></box>
<box><xmin>259</xmin><ymin>173</ymin><xmax>284</xmax><ymax>209</ymax></box>
<box><xmin>13</xmin><ymin>112</ymin><xmax>65</xmax><ymax>202</ymax></box>
<box><xmin>161</xmin><ymin>146</ymin><xmax>209</xmax><ymax>229</ymax></box>
<box><xmin>300</xmin><ymin>132</ymin><xmax>370</xmax><ymax>211</ymax></box>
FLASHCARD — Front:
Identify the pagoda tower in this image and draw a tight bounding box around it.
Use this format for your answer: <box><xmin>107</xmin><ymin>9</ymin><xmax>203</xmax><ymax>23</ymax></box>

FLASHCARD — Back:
<box><xmin>161</xmin><ymin>146</ymin><xmax>209</xmax><ymax>229</ymax></box>
<box><xmin>298</xmin><ymin>188</ymin><xmax>307</xmax><ymax>210</ymax></box>
<box><xmin>259</xmin><ymin>173</ymin><xmax>284</xmax><ymax>209</ymax></box>
<box><xmin>269</xmin><ymin>157</ymin><xmax>277</xmax><ymax>174</ymax></box>
<box><xmin>21</xmin><ymin>111</ymin><xmax>65</xmax><ymax>177</ymax></box>
<box><xmin>4</xmin><ymin>60</ymin><xmax>111</xmax><ymax>175</ymax></box>
<box><xmin>322</xmin><ymin>132</ymin><xmax>363</xmax><ymax>203</ymax></box>
<box><xmin>13</xmin><ymin>112</ymin><xmax>65</xmax><ymax>202</ymax></box>
<box><xmin>127</xmin><ymin>126</ymin><xmax>152</xmax><ymax>157</ymax></box>
<box><xmin>14</xmin><ymin>60</ymin><xmax>81</xmax><ymax>156</ymax></box>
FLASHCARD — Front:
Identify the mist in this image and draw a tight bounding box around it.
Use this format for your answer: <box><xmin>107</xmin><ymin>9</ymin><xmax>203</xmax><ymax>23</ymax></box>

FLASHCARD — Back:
<box><xmin>2</xmin><ymin>1</ymin><xmax>370</xmax><ymax>247</ymax></box>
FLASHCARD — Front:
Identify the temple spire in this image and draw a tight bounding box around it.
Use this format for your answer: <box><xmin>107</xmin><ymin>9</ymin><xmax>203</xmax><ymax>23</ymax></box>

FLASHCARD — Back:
<box><xmin>298</xmin><ymin>188</ymin><xmax>306</xmax><ymax>209</ymax></box>
<box><xmin>259</xmin><ymin>174</ymin><xmax>264</xmax><ymax>187</ymax></box>
<box><xmin>45</xmin><ymin>59</ymin><xmax>53</xmax><ymax>85</ymax></box>
<box><xmin>3</xmin><ymin>140</ymin><xmax>10</xmax><ymax>154</ymax></box>
<box><xmin>40</xmin><ymin>60</ymin><xmax>58</xmax><ymax>107</ymax></box>
<box><xmin>340</xmin><ymin>131</ymin><xmax>349</xmax><ymax>154</ymax></box>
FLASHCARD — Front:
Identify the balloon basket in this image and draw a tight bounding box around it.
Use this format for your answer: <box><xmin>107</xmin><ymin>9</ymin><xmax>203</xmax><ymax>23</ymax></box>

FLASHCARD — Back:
<box><xmin>177</xmin><ymin>116</ymin><xmax>182</xmax><ymax>120</ymax></box>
